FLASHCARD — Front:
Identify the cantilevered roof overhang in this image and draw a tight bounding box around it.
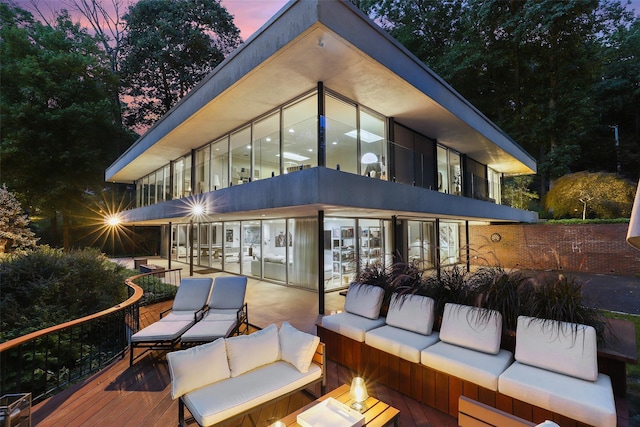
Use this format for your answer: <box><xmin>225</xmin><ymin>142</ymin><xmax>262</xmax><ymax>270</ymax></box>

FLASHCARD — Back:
<box><xmin>106</xmin><ymin>0</ymin><xmax>536</xmax><ymax>183</ymax></box>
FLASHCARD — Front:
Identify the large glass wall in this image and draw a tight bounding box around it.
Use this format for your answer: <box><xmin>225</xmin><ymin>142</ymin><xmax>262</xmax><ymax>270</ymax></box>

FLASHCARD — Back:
<box><xmin>211</xmin><ymin>136</ymin><xmax>229</xmax><ymax>190</ymax></box>
<box><xmin>261</xmin><ymin>219</ymin><xmax>288</xmax><ymax>283</ymax></box>
<box><xmin>437</xmin><ymin>145</ymin><xmax>462</xmax><ymax>195</ymax></box>
<box><xmin>325</xmin><ymin>95</ymin><xmax>357</xmax><ymax>174</ymax></box>
<box><xmin>230</xmin><ymin>126</ymin><xmax>252</xmax><ymax>185</ymax></box>
<box><xmin>253</xmin><ymin>112</ymin><xmax>280</xmax><ymax>180</ymax></box>
<box><xmin>360</xmin><ymin>109</ymin><xmax>386</xmax><ymax>180</ymax></box>
<box><xmin>407</xmin><ymin>220</ymin><xmax>436</xmax><ymax>269</ymax></box>
<box><xmin>439</xmin><ymin>221</ymin><xmax>460</xmax><ymax>265</ymax></box>
<box><xmin>282</xmin><ymin>94</ymin><xmax>317</xmax><ymax>173</ymax></box>
<box><xmin>195</xmin><ymin>145</ymin><xmax>211</xmax><ymax>194</ymax></box>
<box><xmin>223</xmin><ymin>221</ymin><xmax>241</xmax><ymax>274</ymax></box>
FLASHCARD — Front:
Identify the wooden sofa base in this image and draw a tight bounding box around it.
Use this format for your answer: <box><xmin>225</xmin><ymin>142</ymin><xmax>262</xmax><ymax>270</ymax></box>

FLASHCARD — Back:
<box><xmin>317</xmin><ymin>325</ymin><xmax>596</xmax><ymax>427</ymax></box>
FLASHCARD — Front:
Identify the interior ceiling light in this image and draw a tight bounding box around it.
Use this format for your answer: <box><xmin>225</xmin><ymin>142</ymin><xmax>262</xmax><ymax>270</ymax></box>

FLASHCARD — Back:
<box><xmin>345</xmin><ymin>129</ymin><xmax>383</xmax><ymax>143</ymax></box>
<box><xmin>276</xmin><ymin>151</ymin><xmax>309</xmax><ymax>161</ymax></box>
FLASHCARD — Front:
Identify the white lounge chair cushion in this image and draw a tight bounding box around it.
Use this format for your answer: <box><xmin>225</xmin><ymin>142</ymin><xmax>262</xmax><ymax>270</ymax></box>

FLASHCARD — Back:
<box><xmin>515</xmin><ymin>316</ymin><xmax>598</xmax><ymax>381</ymax></box>
<box><xmin>209</xmin><ymin>276</ymin><xmax>247</xmax><ymax>309</ymax></box>
<box><xmin>321</xmin><ymin>311</ymin><xmax>386</xmax><ymax>342</ymax></box>
<box><xmin>183</xmin><ymin>361</ymin><xmax>321</xmax><ymax>427</ymax></box>
<box><xmin>498</xmin><ymin>361</ymin><xmax>616</xmax><ymax>427</ymax></box>
<box><xmin>131</xmin><ymin>319</ymin><xmax>194</xmax><ymax>342</ymax></box>
<box><xmin>172</xmin><ymin>278</ymin><xmax>213</xmax><ymax>311</ymax></box>
<box><xmin>166</xmin><ymin>338</ymin><xmax>230</xmax><ymax>399</ymax></box>
<box><xmin>180</xmin><ymin>320</ymin><xmax>237</xmax><ymax>342</ymax></box>
<box><xmin>226</xmin><ymin>324</ymin><xmax>279</xmax><ymax>377</ymax></box>
<box><xmin>366</xmin><ymin>325</ymin><xmax>439</xmax><ymax>363</ymax></box>
<box><xmin>203</xmin><ymin>309</ymin><xmax>239</xmax><ymax>321</ymax></box>
<box><xmin>161</xmin><ymin>310</ymin><xmax>197</xmax><ymax>322</ymax></box>
<box><xmin>386</xmin><ymin>294</ymin><xmax>435</xmax><ymax>335</ymax></box>
<box><xmin>439</xmin><ymin>303</ymin><xmax>502</xmax><ymax>354</ymax></box>
<box><xmin>344</xmin><ymin>284</ymin><xmax>385</xmax><ymax>319</ymax></box>
<box><xmin>279</xmin><ymin>321</ymin><xmax>320</xmax><ymax>373</ymax></box>
<box><xmin>421</xmin><ymin>341</ymin><xmax>513</xmax><ymax>390</ymax></box>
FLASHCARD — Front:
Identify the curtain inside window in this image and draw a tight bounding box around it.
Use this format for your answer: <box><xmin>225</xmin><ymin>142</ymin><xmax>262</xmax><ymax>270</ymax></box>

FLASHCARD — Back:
<box><xmin>292</xmin><ymin>218</ymin><xmax>318</xmax><ymax>290</ymax></box>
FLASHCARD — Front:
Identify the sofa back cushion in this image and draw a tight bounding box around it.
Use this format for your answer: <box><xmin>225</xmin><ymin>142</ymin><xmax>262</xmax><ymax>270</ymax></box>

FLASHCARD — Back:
<box><xmin>386</xmin><ymin>293</ymin><xmax>435</xmax><ymax>335</ymax></box>
<box><xmin>515</xmin><ymin>316</ymin><xmax>598</xmax><ymax>381</ymax></box>
<box><xmin>439</xmin><ymin>303</ymin><xmax>502</xmax><ymax>355</ymax></box>
<box><xmin>279</xmin><ymin>321</ymin><xmax>320</xmax><ymax>373</ymax></box>
<box><xmin>226</xmin><ymin>324</ymin><xmax>280</xmax><ymax>377</ymax></box>
<box><xmin>166</xmin><ymin>338</ymin><xmax>230</xmax><ymax>399</ymax></box>
<box><xmin>344</xmin><ymin>284</ymin><xmax>385</xmax><ymax>320</ymax></box>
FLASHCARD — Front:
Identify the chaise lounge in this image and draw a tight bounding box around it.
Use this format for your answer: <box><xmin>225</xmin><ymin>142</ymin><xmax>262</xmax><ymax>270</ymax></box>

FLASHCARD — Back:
<box><xmin>129</xmin><ymin>277</ymin><xmax>212</xmax><ymax>365</ymax></box>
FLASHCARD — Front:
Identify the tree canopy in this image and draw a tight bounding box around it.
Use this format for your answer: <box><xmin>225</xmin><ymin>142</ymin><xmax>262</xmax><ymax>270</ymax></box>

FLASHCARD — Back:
<box><xmin>0</xmin><ymin>3</ymin><xmax>134</xmax><ymax>248</ymax></box>
<box><xmin>119</xmin><ymin>0</ymin><xmax>241</xmax><ymax>128</ymax></box>
<box><xmin>0</xmin><ymin>185</ymin><xmax>38</xmax><ymax>253</ymax></box>
<box><xmin>544</xmin><ymin>171</ymin><xmax>635</xmax><ymax>219</ymax></box>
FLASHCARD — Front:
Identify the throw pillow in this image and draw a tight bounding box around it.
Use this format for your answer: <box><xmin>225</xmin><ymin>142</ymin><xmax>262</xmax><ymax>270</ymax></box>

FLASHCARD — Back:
<box><xmin>279</xmin><ymin>321</ymin><xmax>320</xmax><ymax>373</ymax></box>
<box><xmin>166</xmin><ymin>338</ymin><xmax>230</xmax><ymax>399</ymax></box>
<box><xmin>226</xmin><ymin>324</ymin><xmax>280</xmax><ymax>377</ymax></box>
<box><xmin>344</xmin><ymin>283</ymin><xmax>385</xmax><ymax>319</ymax></box>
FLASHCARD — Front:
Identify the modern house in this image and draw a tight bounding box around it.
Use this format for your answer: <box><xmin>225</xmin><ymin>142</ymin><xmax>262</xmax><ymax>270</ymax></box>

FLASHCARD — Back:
<box><xmin>105</xmin><ymin>0</ymin><xmax>537</xmax><ymax>308</ymax></box>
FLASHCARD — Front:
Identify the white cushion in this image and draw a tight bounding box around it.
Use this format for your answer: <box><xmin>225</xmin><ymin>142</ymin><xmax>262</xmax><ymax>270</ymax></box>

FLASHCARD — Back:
<box><xmin>203</xmin><ymin>309</ymin><xmax>239</xmax><ymax>321</ymax></box>
<box><xmin>321</xmin><ymin>311</ymin><xmax>386</xmax><ymax>342</ymax></box>
<box><xmin>225</xmin><ymin>324</ymin><xmax>279</xmax><ymax>377</ymax></box>
<box><xmin>160</xmin><ymin>311</ymin><xmax>196</xmax><ymax>322</ymax></box>
<box><xmin>421</xmin><ymin>341</ymin><xmax>513</xmax><ymax>391</ymax></box>
<box><xmin>365</xmin><ymin>325</ymin><xmax>439</xmax><ymax>363</ymax></box>
<box><xmin>279</xmin><ymin>321</ymin><xmax>320</xmax><ymax>373</ymax></box>
<box><xmin>499</xmin><ymin>361</ymin><xmax>616</xmax><ymax>427</ymax></box>
<box><xmin>131</xmin><ymin>319</ymin><xmax>194</xmax><ymax>342</ymax></box>
<box><xmin>344</xmin><ymin>284</ymin><xmax>385</xmax><ymax>319</ymax></box>
<box><xmin>386</xmin><ymin>293</ymin><xmax>434</xmax><ymax>335</ymax></box>
<box><xmin>180</xmin><ymin>320</ymin><xmax>237</xmax><ymax>342</ymax></box>
<box><xmin>183</xmin><ymin>361</ymin><xmax>321</xmax><ymax>426</ymax></box>
<box><xmin>439</xmin><ymin>303</ymin><xmax>502</xmax><ymax>354</ymax></box>
<box><xmin>166</xmin><ymin>339</ymin><xmax>230</xmax><ymax>399</ymax></box>
<box><xmin>515</xmin><ymin>316</ymin><xmax>598</xmax><ymax>381</ymax></box>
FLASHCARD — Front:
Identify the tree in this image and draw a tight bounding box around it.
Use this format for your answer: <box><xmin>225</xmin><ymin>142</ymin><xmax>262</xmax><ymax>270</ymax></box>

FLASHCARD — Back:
<box><xmin>502</xmin><ymin>176</ymin><xmax>539</xmax><ymax>210</ymax></box>
<box><xmin>119</xmin><ymin>0</ymin><xmax>241</xmax><ymax>129</ymax></box>
<box><xmin>544</xmin><ymin>171</ymin><xmax>635</xmax><ymax>219</ymax></box>
<box><xmin>0</xmin><ymin>4</ymin><xmax>134</xmax><ymax>249</ymax></box>
<box><xmin>0</xmin><ymin>185</ymin><xmax>38</xmax><ymax>253</ymax></box>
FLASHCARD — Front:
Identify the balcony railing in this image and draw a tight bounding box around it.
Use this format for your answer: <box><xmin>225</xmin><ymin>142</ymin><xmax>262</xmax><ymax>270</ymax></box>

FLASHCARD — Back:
<box><xmin>0</xmin><ymin>268</ymin><xmax>182</xmax><ymax>404</ymax></box>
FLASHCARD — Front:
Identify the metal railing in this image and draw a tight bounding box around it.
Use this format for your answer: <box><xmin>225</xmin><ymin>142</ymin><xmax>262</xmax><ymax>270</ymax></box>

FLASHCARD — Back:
<box><xmin>0</xmin><ymin>268</ymin><xmax>182</xmax><ymax>404</ymax></box>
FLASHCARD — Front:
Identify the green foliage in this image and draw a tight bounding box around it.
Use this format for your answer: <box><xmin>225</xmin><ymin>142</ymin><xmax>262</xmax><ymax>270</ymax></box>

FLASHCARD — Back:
<box><xmin>0</xmin><ymin>246</ymin><xmax>128</xmax><ymax>342</ymax></box>
<box><xmin>0</xmin><ymin>185</ymin><xmax>38</xmax><ymax>253</ymax></box>
<box><xmin>544</xmin><ymin>171</ymin><xmax>635</xmax><ymax>219</ymax></box>
<box><xmin>0</xmin><ymin>4</ymin><xmax>135</xmax><ymax>248</ymax></box>
<box><xmin>120</xmin><ymin>0</ymin><xmax>242</xmax><ymax>128</ymax></box>
<box><xmin>502</xmin><ymin>175</ymin><xmax>539</xmax><ymax>210</ymax></box>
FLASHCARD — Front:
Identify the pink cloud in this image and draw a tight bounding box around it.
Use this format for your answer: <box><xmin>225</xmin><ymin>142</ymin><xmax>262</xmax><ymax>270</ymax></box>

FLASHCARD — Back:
<box><xmin>221</xmin><ymin>0</ymin><xmax>289</xmax><ymax>41</ymax></box>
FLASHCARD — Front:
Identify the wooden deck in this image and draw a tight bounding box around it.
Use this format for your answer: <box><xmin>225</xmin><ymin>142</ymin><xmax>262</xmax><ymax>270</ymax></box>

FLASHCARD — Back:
<box><xmin>32</xmin><ymin>301</ymin><xmax>457</xmax><ymax>427</ymax></box>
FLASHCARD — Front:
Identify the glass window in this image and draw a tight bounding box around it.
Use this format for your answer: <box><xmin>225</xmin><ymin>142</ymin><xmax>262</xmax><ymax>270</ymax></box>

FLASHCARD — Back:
<box><xmin>242</xmin><ymin>221</ymin><xmax>261</xmax><ymax>276</ymax></box>
<box><xmin>173</xmin><ymin>158</ymin><xmax>185</xmax><ymax>199</ymax></box>
<box><xmin>325</xmin><ymin>95</ymin><xmax>357</xmax><ymax>174</ymax></box>
<box><xmin>289</xmin><ymin>218</ymin><xmax>318</xmax><ymax>290</ymax></box>
<box><xmin>195</xmin><ymin>145</ymin><xmax>211</xmax><ymax>194</ymax></box>
<box><xmin>437</xmin><ymin>146</ymin><xmax>449</xmax><ymax>194</ymax></box>
<box><xmin>439</xmin><ymin>221</ymin><xmax>460</xmax><ymax>265</ymax></box>
<box><xmin>408</xmin><ymin>220</ymin><xmax>436</xmax><ymax>270</ymax></box>
<box><xmin>135</xmin><ymin>179</ymin><xmax>143</xmax><ymax>208</ymax></box>
<box><xmin>263</xmin><ymin>219</ymin><xmax>287</xmax><ymax>283</ymax></box>
<box><xmin>325</xmin><ymin>218</ymin><xmax>356</xmax><ymax>290</ymax></box>
<box><xmin>154</xmin><ymin>168</ymin><xmax>164</xmax><ymax>203</ymax></box>
<box><xmin>359</xmin><ymin>109</ymin><xmax>386</xmax><ymax>180</ymax></box>
<box><xmin>211</xmin><ymin>137</ymin><xmax>229</xmax><ymax>190</ymax></box>
<box><xmin>253</xmin><ymin>113</ymin><xmax>280</xmax><ymax>180</ymax></box>
<box><xmin>224</xmin><ymin>221</ymin><xmax>241</xmax><ymax>274</ymax></box>
<box><xmin>211</xmin><ymin>222</ymin><xmax>223</xmax><ymax>268</ymax></box>
<box><xmin>488</xmin><ymin>167</ymin><xmax>501</xmax><ymax>204</ymax></box>
<box><xmin>282</xmin><ymin>94</ymin><xmax>317</xmax><ymax>174</ymax></box>
<box><xmin>184</xmin><ymin>153</ymin><xmax>192</xmax><ymax>197</ymax></box>
<box><xmin>230</xmin><ymin>126</ymin><xmax>251</xmax><ymax>185</ymax></box>
<box><xmin>449</xmin><ymin>151</ymin><xmax>461</xmax><ymax>196</ymax></box>
<box><xmin>148</xmin><ymin>171</ymin><xmax>156</xmax><ymax>205</ymax></box>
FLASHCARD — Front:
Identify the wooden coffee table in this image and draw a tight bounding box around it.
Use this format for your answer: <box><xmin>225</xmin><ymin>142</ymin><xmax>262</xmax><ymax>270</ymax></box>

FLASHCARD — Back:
<box><xmin>271</xmin><ymin>384</ymin><xmax>399</xmax><ymax>427</ymax></box>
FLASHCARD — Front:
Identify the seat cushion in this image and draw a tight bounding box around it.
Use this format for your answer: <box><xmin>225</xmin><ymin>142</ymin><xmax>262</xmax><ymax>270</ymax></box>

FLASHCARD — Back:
<box><xmin>321</xmin><ymin>311</ymin><xmax>386</xmax><ymax>342</ymax></box>
<box><xmin>386</xmin><ymin>293</ymin><xmax>435</xmax><ymax>335</ymax></box>
<box><xmin>279</xmin><ymin>321</ymin><xmax>320</xmax><ymax>373</ymax></box>
<box><xmin>161</xmin><ymin>310</ymin><xmax>197</xmax><ymax>322</ymax></box>
<box><xmin>180</xmin><ymin>320</ymin><xmax>237</xmax><ymax>342</ymax></box>
<box><xmin>183</xmin><ymin>361</ymin><xmax>322</xmax><ymax>427</ymax></box>
<box><xmin>365</xmin><ymin>325</ymin><xmax>439</xmax><ymax>363</ymax></box>
<box><xmin>439</xmin><ymin>303</ymin><xmax>502</xmax><ymax>355</ymax></box>
<box><xmin>515</xmin><ymin>316</ymin><xmax>597</xmax><ymax>381</ymax></box>
<box><xmin>131</xmin><ymin>319</ymin><xmax>194</xmax><ymax>342</ymax></box>
<box><xmin>498</xmin><ymin>361</ymin><xmax>616</xmax><ymax>427</ymax></box>
<box><xmin>209</xmin><ymin>276</ymin><xmax>247</xmax><ymax>310</ymax></box>
<box><xmin>421</xmin><ymin>341</ymin><xmax>513</xmax><ymax>391</ymax></box>
<box><xmin>225</xmin><ymin>324</ymin><xmax>280</xmax><ymax>377</ymax></box>
<box><xmin>344</xmin><ymin>284</ymin><xmax>385</xmax><ymax>319</ymax></box>
<box><xmin>203</xmin><ymin>309</ymin><xmax>239</xmax><ymax>321</ymax></box>
<box><xmin>166</xmin><ymin>338</ymin><xmax>230</xmax><ymax>399</ymax></box>
<box><xmin>173</xmin><ymin>278</ymin><xmax>213</xmax><ymax>311</ymax></box>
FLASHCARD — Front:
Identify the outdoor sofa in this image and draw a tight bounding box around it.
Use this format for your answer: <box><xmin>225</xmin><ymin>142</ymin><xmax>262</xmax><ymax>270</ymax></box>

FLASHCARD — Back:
<box><xmin>317</xmin><ymin>284</ymin><xmax>617</xmax><ymax>426</ymax></box>
<box><xmin>167</xmin><ymin>322</ymin><xmax>325</xmax><ymax>427</ymax></box>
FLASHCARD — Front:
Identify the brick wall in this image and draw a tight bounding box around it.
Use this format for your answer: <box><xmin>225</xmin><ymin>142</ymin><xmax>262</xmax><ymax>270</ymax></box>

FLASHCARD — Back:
<box><xmin>468</xmin><ymin>223</ymin><xmax>640</xmax><ymax>277</ymax></box>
